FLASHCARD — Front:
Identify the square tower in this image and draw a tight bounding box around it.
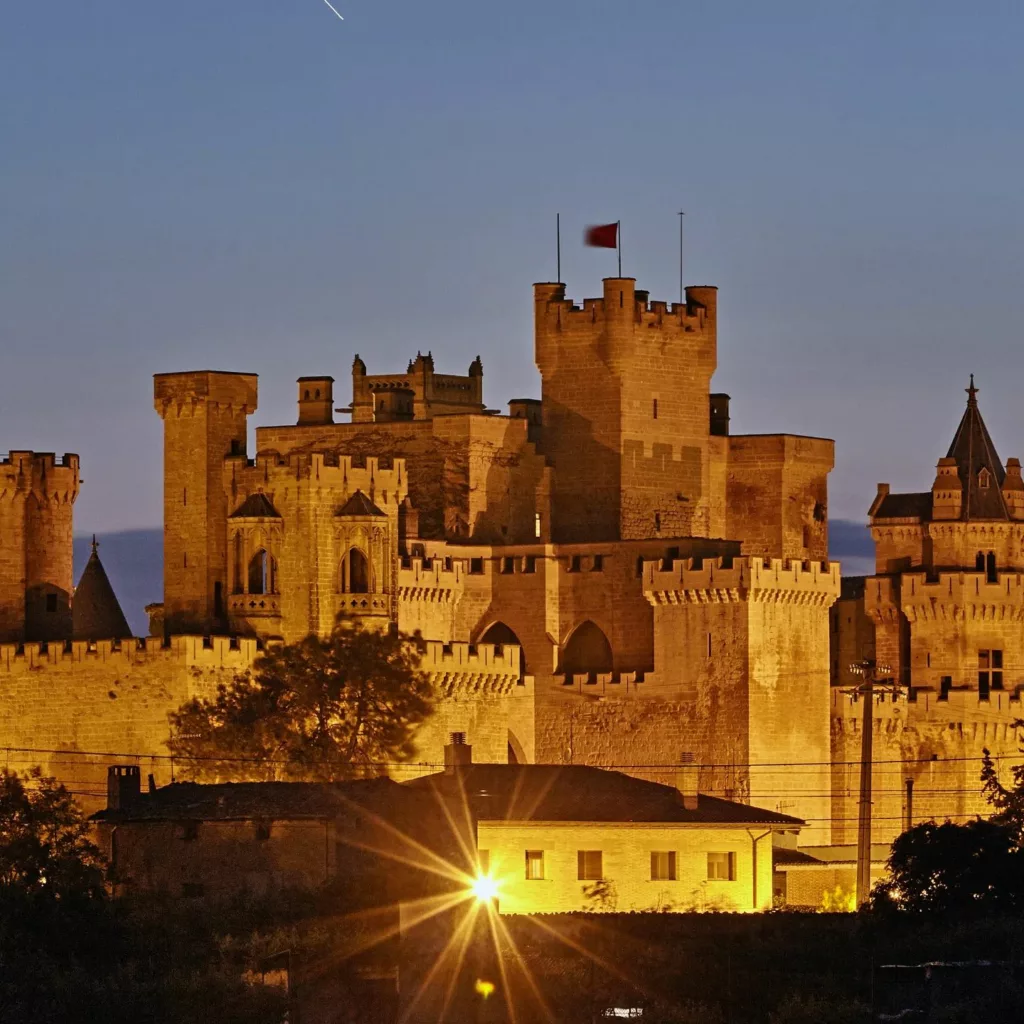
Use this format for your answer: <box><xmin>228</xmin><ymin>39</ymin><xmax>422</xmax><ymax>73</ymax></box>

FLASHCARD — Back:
<box><xmin>154</xmin><ymin>371</ymin><xmax>257</xmax><ymax>635</ymax></box>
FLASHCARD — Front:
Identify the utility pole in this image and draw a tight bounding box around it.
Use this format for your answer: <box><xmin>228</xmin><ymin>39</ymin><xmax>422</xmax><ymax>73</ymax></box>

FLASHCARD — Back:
<box><xmin>845</xmin><ymin>660</ymin><xmax>899</xmax><ymax>907</ymax></box>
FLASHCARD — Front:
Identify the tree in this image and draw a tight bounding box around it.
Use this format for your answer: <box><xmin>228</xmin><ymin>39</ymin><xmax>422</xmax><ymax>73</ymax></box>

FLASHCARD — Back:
<box><xmin>871</xmin><ymin>818</ymin><xmax>1024</xmax><ymax>914</ymax></box>
<box><xmin>169</xmin><ymin>623</ymin><xmax>434</xmax><ymax>781</ymax></box>
<box><xmin>0</xmin><ymin>768</ymin><xmax>105</xmax><ymax>900</ymax></box>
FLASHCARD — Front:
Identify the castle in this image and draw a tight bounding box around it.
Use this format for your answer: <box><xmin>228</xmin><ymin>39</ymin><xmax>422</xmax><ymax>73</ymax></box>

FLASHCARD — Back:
<box><xmin>4</xmin><ymin>274</ymin><xmax>850</xmax><ymax>845</ymax></box>
<box><xmin>831</xmin><ymin>378</ymin><xmax>1024</xmax><ymax>843</ymax></box>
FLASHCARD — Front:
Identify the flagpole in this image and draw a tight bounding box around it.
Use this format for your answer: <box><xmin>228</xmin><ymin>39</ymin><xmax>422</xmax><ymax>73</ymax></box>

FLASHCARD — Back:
<box><xmin>617</xmin><ymin>220</ymin><xmax>622</xmax><ymax>277</ymax></box>
<box><xmin>557</xmin><ymin>213</ymin><xmax>561</xmax><ymax>283</ymax></box>
<box><xmin>678</xmin><ymin>211</ymin><xmax>685</xmax><ymax>305</ymax></box>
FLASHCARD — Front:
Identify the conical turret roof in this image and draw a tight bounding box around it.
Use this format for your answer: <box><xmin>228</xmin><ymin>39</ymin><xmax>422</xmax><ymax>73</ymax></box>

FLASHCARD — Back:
<box><xmin>945</xmin><ymin>376</ymin><xmax>1009</xmax><ymax>520</ymax></box>
<box><xmin>72</xmin><ymin>538</ymin><xmax>132</xmax><ymax>640</ymax></box>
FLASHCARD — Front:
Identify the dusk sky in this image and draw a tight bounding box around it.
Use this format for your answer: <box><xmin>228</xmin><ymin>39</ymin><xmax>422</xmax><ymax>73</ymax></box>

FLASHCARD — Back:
<box><xmin>4</xmin><ymin>1</ymin><xmax>1024</xmax><ymax>536</ymax></box>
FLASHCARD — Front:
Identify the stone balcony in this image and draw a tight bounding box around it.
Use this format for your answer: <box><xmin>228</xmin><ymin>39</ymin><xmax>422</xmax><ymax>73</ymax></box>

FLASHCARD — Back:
<box><xmin>336</xmin><ymin>593</ymin><xmax>392</xmax><ymax>619</ymax></box>
<box><xmin>228</xmin><ymin>593</ymin><xmax>281</xmax><ymax>617</ymax></box>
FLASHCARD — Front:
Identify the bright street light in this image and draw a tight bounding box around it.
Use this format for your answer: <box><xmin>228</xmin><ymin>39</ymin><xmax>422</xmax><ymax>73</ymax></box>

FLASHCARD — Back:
<box><xmin>471</xmin><ymin>874</ymin><xmax>499</xmax><ymax>903</ymax></box>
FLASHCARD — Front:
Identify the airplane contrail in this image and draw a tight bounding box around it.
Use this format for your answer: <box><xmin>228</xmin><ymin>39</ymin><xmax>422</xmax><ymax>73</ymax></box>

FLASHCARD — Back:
<box><xmin>320</xmin><ymin>0</ymin><xmax>344</xmax><ymax>19</ymax></box>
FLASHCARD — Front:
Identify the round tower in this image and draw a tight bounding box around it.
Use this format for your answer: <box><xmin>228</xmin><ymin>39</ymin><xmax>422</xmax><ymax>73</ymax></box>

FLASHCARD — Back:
<box><xmin>23</xmin><ymin>453</ymin><xmax>79</xmax><ymax>642</ymax></box>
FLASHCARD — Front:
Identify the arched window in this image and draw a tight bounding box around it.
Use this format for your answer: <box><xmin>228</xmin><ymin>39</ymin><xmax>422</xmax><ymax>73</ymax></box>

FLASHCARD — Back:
<box><xmin>248</xmin><ymin>549</ymin><xmax>276</xmax><ymax>595</ymax></box>
<box><xmin>479</xmin><ymin>621</ymin><xmax>527</xmax><ymax>674</ymax></box>
<box><xmin>559</xmin><ymin>620</ymin><xmax>613</xmax><ymax>679</ymax></box>
<box><xmin>987</xmin><ymin>551</ymin><xmax>997</xmax><ymax>583</ymax></box>
<box><xmin>342</xmin><ymin>549</ymin><xmax>370</xmax><ymax>593</ymax></box>
<box><xmin>976</xmin><ymin>551</ymin><xmax>986</xmax><ymax>572</ymax></box>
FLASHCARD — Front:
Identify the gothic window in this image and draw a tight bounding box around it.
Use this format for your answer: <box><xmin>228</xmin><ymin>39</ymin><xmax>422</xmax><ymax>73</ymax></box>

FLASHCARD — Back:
<box><xmin>976</xmin><ymin>552</ymin><xmax>986</xmax><ymax>572</ymax></box>
<box><xmin>987</xmin><ymin>551</ymin><xmax>997</xmax><ymax>583</ymax></box>
<box><xmin>342</xmin><ymin>549</ymin><xmax>370</xmax><ymax>594</ymax></box>
<box><xmin>560</xmin><ymin>621</ymin><xmax>613</xmax><ymax>679</ymax></box>
<box><xmin>248</xmin><ymin>550</ymin><xmax>276</xmax><ymax>595</ymax></box>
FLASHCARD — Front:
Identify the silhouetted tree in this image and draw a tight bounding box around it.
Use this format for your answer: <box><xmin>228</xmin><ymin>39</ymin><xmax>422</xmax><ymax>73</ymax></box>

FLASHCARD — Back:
<box><xmin>169</xmin><ymin>623</ymin><xmax>433</xmax><ymax>781</ymax></box>
<box><xmin>871</xmin><ymin>818</ymin><xmax>1024</xmax><ymax>914</ymax></box>
<box><xmin>0</xmin><ymin>768</ymin><xmax>105</xmax><ymax>901</ymax></box>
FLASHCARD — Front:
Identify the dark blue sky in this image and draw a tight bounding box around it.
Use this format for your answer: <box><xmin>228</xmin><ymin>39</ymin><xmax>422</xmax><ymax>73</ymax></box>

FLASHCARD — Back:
<box><xmin>4</xmin><ymin>1</ymin><xmax>1024</xmax><ymax>534</ymax></box>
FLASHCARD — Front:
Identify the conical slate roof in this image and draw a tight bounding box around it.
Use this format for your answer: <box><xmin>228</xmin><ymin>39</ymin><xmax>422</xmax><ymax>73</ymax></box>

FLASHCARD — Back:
<box><xmin>337</xmin><ymin>490</ymin><xmax>385</xmax><ymax>517</ymax></box>
<box><xmin>945</xmin><ymin>376</ymin><xmax>1009</xmax><ymax>520</ymax></box>
<box><xmin>73</xmin><ymin>539</ymin><xmax>132</xmax><ymax>640</ymax></box>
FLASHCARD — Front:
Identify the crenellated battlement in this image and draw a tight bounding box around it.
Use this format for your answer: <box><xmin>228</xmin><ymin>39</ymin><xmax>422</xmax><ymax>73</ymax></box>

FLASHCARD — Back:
<box><xmin>226</xmin><ymin>450</ymin><xmax>408</xmax><ymax>512</ymax></box>
<box><xmin>420</xmin><ymin>640</ymin><xmax>524</xmax><ymax>696</ymax></box>
<box><xmin>867</xmin><ymin>571</ymin><xmax>1024</xmax><ymax>622</ymax></box>
<box><xmin>396</xmin><ymin>556</ymin><xmax>465</xmax><ymax>603</ymax></box>
<box><xmin>534</xmin><ymin>281</ymin><xmax>715</xmax><ymax>336</ymax></box>
<box><xmin>0</xmin><ymin>451</ymin><xmax>80</xmax><ymax>503</ymax></box>
<box><xmin>644</xmin><ymin>556</ymin><xmax>840</xmax><ymax>606</ymax></box>
<box><xmin>0</xmin><ymin>634</ymin><xmax>260</xmax><ymax>674</ymax></box>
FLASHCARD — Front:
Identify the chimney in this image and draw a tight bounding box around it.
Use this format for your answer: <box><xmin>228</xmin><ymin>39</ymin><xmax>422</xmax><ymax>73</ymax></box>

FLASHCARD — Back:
<box><xmin>107</xmin><ymin>765</ymin><xmax>141</xmax><ymax>811</ymax></box>
<box><xmin>444</xmin><ymin>732</ymin><xmax>472</xmax><ymax>774</ymax></box>
<box><xmin>675</xmin><ymin>752</ymin><xmax>699</xmax><ymax>811</ymax></box>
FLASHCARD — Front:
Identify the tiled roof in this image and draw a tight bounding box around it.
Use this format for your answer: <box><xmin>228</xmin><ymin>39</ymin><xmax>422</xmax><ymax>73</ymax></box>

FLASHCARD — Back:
<box><xmin>91</xmin><ymin>777</ymin><xmax>409</xmax><ymax>823</ymax></box>
<box><xmin>337</xmin><ymin>490</ymin><xmax>385</xmax><ymax>517</ymax></box>
<box><xmin>72</xmin><ymin>542</ymin><xmax>132</xmax><ymax>641</ymax></box>
<box><xmin>406</xmin><ymin>764</ymin><xmax>805</xmax><ymax>826</ymax></box>
<box><xmin>229</xmin><ymin>493</ymin><xmax>281</xmax><ymax>519</ymax></box>
<box><xmin>871</xmin><ymin>492</ymin><xmax>931</xmax><ymax>521</ymax></box>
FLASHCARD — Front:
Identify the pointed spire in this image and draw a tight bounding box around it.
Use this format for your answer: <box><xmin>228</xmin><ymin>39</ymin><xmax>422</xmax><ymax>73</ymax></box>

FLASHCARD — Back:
<box><xmin>945</xmin><ymin>376</ymin><xmax>1009</xmax><ymax>520</ymax></box>
<box><xmin>72</xmin><ymin>543</ymin><xmax>132</xmax><ymax>640</ymax></box>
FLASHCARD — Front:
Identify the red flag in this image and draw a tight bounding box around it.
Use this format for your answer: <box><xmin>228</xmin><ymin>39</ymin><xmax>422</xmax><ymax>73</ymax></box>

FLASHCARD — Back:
<box><xmin>584</xmin><ymin>222</ymin><xmax>618</xmax><ymax>248</ymax></box>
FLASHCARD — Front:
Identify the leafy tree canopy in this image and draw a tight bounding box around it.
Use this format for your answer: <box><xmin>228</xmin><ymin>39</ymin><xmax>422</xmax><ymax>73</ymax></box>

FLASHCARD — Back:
<box><xmin>872</xmin><ymin>724</ymin><xmax>1024</xmax><ymax>914</ymax></box>
<box><xmin>169</xmin><ymin>623</ymin><xmax>434</xmax><ymax>781</ymax></box>
<box><xmin>0</xmin><ymin>768</ymin><xmax>105</xmax><ymax>901</ymax></box>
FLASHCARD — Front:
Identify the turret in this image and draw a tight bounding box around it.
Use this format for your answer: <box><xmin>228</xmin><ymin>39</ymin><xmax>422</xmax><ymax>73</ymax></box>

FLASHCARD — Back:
<box><xmin>296</xmin><ymin>376</ymin><xmax>334</xmax><ymax>426</ymax></box>
<box><xmin>154</xmin><ymin>371</ymin><xmax>258</xmax><ymax>636</ymax></box>
<box><xmin>1004</xmin><ymin>458</ymin><xmax>1024</xmax><ymax>518</ymax></box>
<box><xmin>0</xmin><ymin>451</ymin><xmax>79</xmax><ymax>643</ymax></box>
<box><xmin>932</xmin><ymin>456</ymin><xmax>962</xmax><ymax>520</ymax></box>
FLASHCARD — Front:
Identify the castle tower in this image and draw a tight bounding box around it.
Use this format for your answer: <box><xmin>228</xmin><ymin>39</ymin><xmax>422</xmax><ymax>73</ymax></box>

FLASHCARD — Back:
<box><xmin>533</xmin><ymin>278</ymin><xmax>717</xmax><ymax>542</ymax></box>
<box><xmin>0</xmin><ymin>451</ymin><xmax>80</xmax><ymax>643</ymax></box>
<box><xmin>154</xmin><ymin>371</ymin><xmax>258</xmax><ymax>635</ymax></box>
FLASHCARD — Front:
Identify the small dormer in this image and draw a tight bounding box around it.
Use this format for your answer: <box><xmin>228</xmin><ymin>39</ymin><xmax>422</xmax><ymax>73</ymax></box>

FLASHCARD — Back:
<box><xmin>1003</xmin><ymin>458</ymin><xmax>1024</xmax><ymax>518</ymax></box>
<box><xmin>931</xmin><ymin>457</ymin><xmax>962</xmax><ymax>520</ymax></box>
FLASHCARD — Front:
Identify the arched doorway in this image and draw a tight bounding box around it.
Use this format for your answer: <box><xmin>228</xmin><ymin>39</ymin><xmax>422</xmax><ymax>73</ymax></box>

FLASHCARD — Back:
<box><xmin>507</xmin><ymin>729</ymin><xmax>527</xmax><ymax>765</ymax></box>
<box><xmin>479</xmin><ymin>621</ymin><xmax>527</xmax><ymax>674</ymax></box>
<box><xmin>560</xmin><ymin>620</ymin><xmax>613</xmax><ymax>678</ymax></box>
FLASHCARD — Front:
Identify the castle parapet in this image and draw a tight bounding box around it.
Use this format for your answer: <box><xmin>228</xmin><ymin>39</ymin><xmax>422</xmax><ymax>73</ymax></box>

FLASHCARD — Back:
<box><xmin>421</xmin><ymin>641</ymin><xmax>524</xmax><ymax>696</ymax></box>
<box><xmin>0</xmin><ymin>634</ymin><xmax>260</xmax><ymax>673</ymax></box>
<box><xmin>396</xmin><ymin>557</ymin><xmax>465</xmax><ymax>602</ymax></box>
<box><xmin>0</xmin><ymin>451</ymin><xmax>80</xmax><ymax>502</ymax></box>
<box><xmin>868</xmin><ymin>571</ymin><xmax>1024</xmax><ymax>623</ymax></box>
<box><xmin>644</xmin><ymin>556</ymin><xmax>839</xmax><ymax>606</ymax></box>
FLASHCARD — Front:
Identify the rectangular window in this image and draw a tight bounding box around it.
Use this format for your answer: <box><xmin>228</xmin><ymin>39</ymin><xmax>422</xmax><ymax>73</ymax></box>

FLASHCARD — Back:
<box><xmin>939</xmin><ymin>676</ymin><xmax>952</xmax><ymax>700</ymax></box>
<box><xmin>707</xmin><ymin>851</ymin><xmax>736</xmax><ymax>881</ymax></box>
<box><xmin>523</xmin><ymin>555</ymin><xmax>537</xmax><ymax>574</ymax></box>
<box><xmin>45</xmin><ymin>593</ymin><xmax>57</xmax><ymax>613</ymax></box>
<box><xmin>534</xmin><ymin>512</ymin><xmax>542</xmax><ymax>539</ymax></box>
<box><xmin>478</xmin><ymin>850</ymin><xmax>491</xmax><ymax>875</ymax></box>
<box><xmin>469</xmin><ymin>558</ymin><xmax>484</xmax><ymax>575</ymax></box>
<box><xmin>577</xmin><ymin>850</ymin><xmax>603</xmax><ymax>880</ymax></box>
<box><xmin>707</xmin><ymin>633</ymin><xmax>712</xmax><ymax>659</ymax></box>
<box><xmin>500</xmin><ymin>556</ymin><xmax>515</xmax><ymax>574</ymax></box>
<box><xmin>568</xmin><ymin>555</ymin><xmax>582</xmax><ymax>573</ymax></box>
<box><xmin>651</xmin><ymin>851</ymin><xmax>677</xmax><ymax>881</ymax></box>
<box><xmin>979</xmin><ymin>649</ymin><xmax>1003</xmax><ymax>698</ymax></box>
<box><xmin>591</xmin><ymin>554</ymin><xmax>604</xmax><ymax>572</ymax></box>
<box><xmin>525</xmin><ymin>850</ymin><xmax>544</xmax><ymax>880</ymax></box>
